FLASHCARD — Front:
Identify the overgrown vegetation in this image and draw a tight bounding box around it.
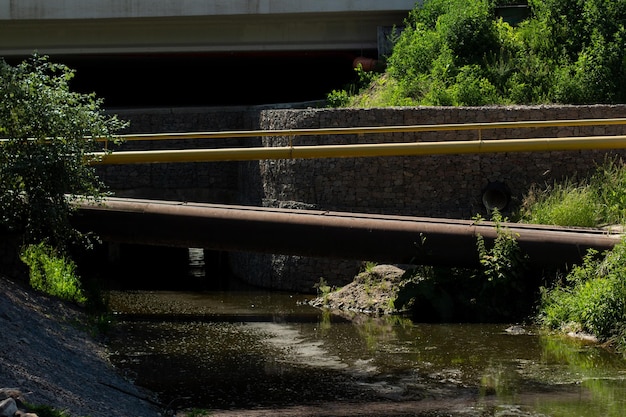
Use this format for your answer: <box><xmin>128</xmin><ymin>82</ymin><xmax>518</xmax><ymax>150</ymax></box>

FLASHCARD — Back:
<box><xmin>0</xmin><ymin>53</ymin><xmax>126</xmax><ymax>250</ymax></box>
<box><xmin>330</xmin><ymin>0</ymin><xmax>626</xmax><ymax>107</ymax></box>
<box><xmin>20</xmin><ymin>242</ymin><xmax>86</xmax><ymax>304</ymax></box>
<box><xmin>537</xmin><ymin>239</ymin><xmax>626</xmax><ymax>353</ymax></box>
<box><xmin>0</xmin><ymin>53</ymin><xmax>126</xmax><ymax>310</ymax></box>
<box><xmin>518</xmin><ymin>157</ymin><xmax>626</xmax><ymax>352</ymax></box>
<box><xmin>396</xmin><ymin>211</ymin><xmax>532</xmax><ymax>322</ymax></box>
<box><xmin>19</xmin><ymin>241</ymin><xmax>112</xmax><ymax>334</ymax></box>
<box><xmin>517</xmin><ymin>157</ymin><xmax>626</xmax><ymax>227</ymax></box>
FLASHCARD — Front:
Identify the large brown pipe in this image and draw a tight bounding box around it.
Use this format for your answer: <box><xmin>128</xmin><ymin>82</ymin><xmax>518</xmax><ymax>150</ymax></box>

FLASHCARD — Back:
<box><xmin>71</xmin><ymin>197</ymin><xmax>622</xmax><ymax>269</ymax></box>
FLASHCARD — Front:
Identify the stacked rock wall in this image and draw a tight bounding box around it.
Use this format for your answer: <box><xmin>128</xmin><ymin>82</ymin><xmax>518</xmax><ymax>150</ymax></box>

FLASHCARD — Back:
<box><xmin>96</xmin><ymin>106</ymin><xmax>263</xmax><ymax>203</ymax></box>
<box><xmin>254</xmin><ymin>105</ymin><xmax>626</xmax><ymax>218</ymax></box>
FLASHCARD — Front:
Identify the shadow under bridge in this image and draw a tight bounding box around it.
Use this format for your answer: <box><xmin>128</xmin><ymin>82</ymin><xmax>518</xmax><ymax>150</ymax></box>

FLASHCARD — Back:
<box><xmin>71</xmin><ymin>197</ymin><xmax>622</xmax><ymax>269</ymax></box>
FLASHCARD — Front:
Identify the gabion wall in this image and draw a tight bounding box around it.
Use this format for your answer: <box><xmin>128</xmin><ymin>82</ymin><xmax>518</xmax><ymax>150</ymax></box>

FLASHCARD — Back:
<box><xmin>232</xmin><ymin>105</ymin><xmax>626</xmax><ymax>292</ymax></box>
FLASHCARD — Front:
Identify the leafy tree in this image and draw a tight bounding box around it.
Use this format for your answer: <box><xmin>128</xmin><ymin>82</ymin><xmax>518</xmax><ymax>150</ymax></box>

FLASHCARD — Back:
<box><xmin>0</xmin><ymin>53</ymin><xmax>127</xmax><ymax>250</ymax></box>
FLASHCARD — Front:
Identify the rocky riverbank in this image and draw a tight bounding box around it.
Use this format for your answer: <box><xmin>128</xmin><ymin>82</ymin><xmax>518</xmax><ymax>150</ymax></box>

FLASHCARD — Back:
<box><xmin>0</xmin><ymin>275</ymin><xmax>162</xmax><ymax>417</ymax></box>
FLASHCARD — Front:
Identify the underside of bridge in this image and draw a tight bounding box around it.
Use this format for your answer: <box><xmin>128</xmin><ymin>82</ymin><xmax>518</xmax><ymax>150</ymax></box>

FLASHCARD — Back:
<box><xmin>4</xmin><ymin>50</ymin><xmax>371</xmax><ymax>108</ymax></box>
<box><xmin>1</xmin><ymin>2</ymin><xmax>408</xmax><ymax>107</ymax></box>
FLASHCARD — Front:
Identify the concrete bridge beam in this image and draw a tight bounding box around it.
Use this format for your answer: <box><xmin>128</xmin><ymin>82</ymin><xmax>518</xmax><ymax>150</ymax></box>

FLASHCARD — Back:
<box><xmin>0</xmin><ymin>0</ymin><xmax>417</xmax><ymax>56</ymax></box>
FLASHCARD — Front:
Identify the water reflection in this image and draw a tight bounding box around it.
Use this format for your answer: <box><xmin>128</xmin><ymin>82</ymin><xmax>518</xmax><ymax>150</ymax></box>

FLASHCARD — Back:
<box><xmin>534</xmin><ymin>336</ymin><xmax>626</xmax><ymax>417</ymax></box>
<box><xmin>105</xmin><ymin>290</ymin><xmax>626</xmax><ymax>416</ymax></box>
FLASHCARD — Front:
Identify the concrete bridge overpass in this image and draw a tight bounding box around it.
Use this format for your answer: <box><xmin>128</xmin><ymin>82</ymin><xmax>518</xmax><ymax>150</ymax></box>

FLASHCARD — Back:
<box><xmin>0</xmin><ymin>0</ymin><xmax>418</xmax><ymax>106</ymax></box>
<box><xmin>0</xmin><ymin>0</ymin><xmax>417</xmax><ymax>56</ymax></box>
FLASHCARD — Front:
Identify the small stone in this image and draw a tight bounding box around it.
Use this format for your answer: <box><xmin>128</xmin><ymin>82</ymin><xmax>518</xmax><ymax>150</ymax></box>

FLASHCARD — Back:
<box><xmin>505</xmin><ymin>325</ymin><xmax>526</xmax><ymax>335</ymax></box>
<box><xmin>15</xmin><ymin>411</ymin><xmax>39</xmax><ymax>417</ymax></box>
<box><xmin>0</xmin><ymin>397</ymin><xmax>18</xmax><ymax>417</ymax></box>
<box><xmin>0</xmin><ymin>389</ymin><xmax>21</xmax><ymax>401</ymax></box>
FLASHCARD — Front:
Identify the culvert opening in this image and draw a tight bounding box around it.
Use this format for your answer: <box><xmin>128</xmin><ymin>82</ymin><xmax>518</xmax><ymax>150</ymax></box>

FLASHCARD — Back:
<box><xmin>481</xmin><ymin>181</ymin><xmax>511</xmax><ymax>212</ymax></box>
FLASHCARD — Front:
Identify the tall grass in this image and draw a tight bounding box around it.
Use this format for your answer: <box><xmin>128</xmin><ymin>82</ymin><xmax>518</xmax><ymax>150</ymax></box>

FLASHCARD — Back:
<box><xmin>591</xmin><ymin>157</ymin><xmax>626</xmax><ymax>226</ymax></box>
<box><xmin>20</xmin><ymin>242</ymin><xmax>87</xmax><ymax>304</ymax></box>
<box><xmin>519</xmin><ymin>157</ymin><xmax>626</xmax><ymax>227</ymax></box>
<box><xmin>519</xmin><ymin>181</ymin><xmax>598</xmax><ymax>227</ymax></box>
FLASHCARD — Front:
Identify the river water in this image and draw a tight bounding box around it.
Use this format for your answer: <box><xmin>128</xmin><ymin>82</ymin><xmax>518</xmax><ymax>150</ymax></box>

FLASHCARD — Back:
<box><xmin>104</xmin><ymin>285</ymin><xmax>626</xmax><ymax>417</ymax></box>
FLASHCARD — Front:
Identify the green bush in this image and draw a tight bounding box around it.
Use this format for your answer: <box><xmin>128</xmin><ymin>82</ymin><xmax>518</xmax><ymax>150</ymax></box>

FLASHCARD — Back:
<box><xmin>20</xmin><ymin>242</ymin><xmax>87</xmax><ymax>304</ymax></box>
<box><xmin>436</xmin><ymin>0</ymin><xmax>499</xmax><ymax>66</ymax></box>
<box><xmin>538</xmin><ymin>238</ymin><xmax>626</xmax><ymax>349</ymax></box>
<box><xmin>476</xmin><ymin>211</ymin><xmax>527</xmax><ymax>284</ymax></box>
<box><xmin>0</xmin><ymin>53</ymin><xmax>127</xmax><ymax>249</ymax></box>
<box><xmin>399</xmin><ymin>211</ymin><xmax>530</xmax><ymax>322</ymax></box>
<box><xmin>451</xmin><ymin>65</ymin><xmax>502</xmax><ymax>105</ymax></box>
<box><xmin>474</xmin><ymin>211</ymin><xmax>530</xmax><ymax>318</ymax></box>
<box><xmin>336</xmin><ymin>0</ymin><xmax>626</xmax><ymax>107</ymax></box>
<box><xmin>326</xmin><ymin>89</ymin><xmax>350</xmax><ymax>107</ymax></box>
<box><xmin>519</xmin><ymin>158</ymin><xmax>626</xmax><ymax>227</ymax></box>
<box><xmin>386</xmin><ymin>0</ymin><xmax>500</xmax><ymax>106</ymax></box>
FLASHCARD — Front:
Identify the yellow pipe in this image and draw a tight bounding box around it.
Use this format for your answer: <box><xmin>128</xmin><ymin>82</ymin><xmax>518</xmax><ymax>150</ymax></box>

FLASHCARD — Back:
<box><xmin>92</xmin><ymin>135</ymin><xmax>626</xmax><ymax>165</ymax></box>
<box><xmin>102</xmin><ymin>118</ymin><xmax>626</xmax><ymax>142</ymax></box>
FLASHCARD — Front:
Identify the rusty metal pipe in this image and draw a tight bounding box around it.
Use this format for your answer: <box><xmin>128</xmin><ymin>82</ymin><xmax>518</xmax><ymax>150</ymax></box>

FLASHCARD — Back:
<box><xmin>71</xmin><ymin>197</ymin><xmax>622</xmax><ymax>268</ymax></box>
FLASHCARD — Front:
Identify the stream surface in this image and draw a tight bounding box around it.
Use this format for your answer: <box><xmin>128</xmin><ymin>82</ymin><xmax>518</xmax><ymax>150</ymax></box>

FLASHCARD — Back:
<box><xmin>104</xmin><ymin>287</ymin><xmax>626</xmax><ymax>417</ymax></box>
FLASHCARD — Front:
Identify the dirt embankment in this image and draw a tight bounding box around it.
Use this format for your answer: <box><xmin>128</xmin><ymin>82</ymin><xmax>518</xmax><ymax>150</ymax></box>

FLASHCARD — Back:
<box><xmin>0</xmin><ymin>275</ymin><xmax>163</xmax><ymax>417</ymax></box>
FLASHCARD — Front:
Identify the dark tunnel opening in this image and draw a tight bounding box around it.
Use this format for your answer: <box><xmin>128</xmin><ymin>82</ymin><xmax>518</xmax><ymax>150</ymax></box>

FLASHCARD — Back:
<box><xmin>11</xmin><ymin>51</ymin><xmax>374</xmax><ymax>108</ymax></box>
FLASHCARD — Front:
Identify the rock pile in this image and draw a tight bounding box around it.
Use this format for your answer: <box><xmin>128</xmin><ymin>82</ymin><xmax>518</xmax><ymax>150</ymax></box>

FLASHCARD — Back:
<box><xmin>309</xmin><ymin>264</ymin><xmax>412</xmax><ymax>315</ymax></box>
<box><xmin>0</xmin><ymin>389</ymin><xmax>36</xmax><ymax>417</ymax></box>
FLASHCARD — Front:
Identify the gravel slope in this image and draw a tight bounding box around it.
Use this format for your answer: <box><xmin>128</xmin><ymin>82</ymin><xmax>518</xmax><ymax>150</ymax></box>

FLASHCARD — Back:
<box><xmin>0</xmin><ymin>275</ymin><xmax>163</xmax><ymax>417</ymax></box>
